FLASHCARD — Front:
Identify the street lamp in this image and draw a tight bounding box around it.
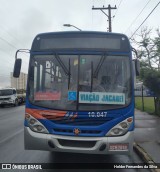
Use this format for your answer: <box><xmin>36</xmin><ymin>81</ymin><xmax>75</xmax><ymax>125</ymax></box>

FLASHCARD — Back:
<box><xmin>63</xmin><ymin>24</ymin><xmax>82</xmax><ymax>31</ymax></box>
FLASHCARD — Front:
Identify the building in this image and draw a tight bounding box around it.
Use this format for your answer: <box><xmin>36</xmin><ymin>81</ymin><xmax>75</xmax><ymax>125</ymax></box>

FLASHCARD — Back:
<box><xmin>10</xmin><ymin>72</ymin><xmax>28</xmax><ymax>90</ymax></box>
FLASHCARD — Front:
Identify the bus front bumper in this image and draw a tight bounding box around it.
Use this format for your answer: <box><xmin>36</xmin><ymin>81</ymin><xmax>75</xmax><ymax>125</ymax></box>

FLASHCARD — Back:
<box><xmin>24</xmin><ymin>127</ymin><xmax>134</xmax><ymax>155</ymax></box>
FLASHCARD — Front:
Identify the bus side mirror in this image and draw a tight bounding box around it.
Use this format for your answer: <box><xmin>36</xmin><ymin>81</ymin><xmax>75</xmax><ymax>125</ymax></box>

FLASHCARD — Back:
<box><xmin>13</xmin><ymin>59</ymin><xmax>22</xmax><ymax>78</ymax></box>
<box><xmin>135</xmin><ymin>59</ymin><xmax>140</xmax><ymax>76</ymax></box>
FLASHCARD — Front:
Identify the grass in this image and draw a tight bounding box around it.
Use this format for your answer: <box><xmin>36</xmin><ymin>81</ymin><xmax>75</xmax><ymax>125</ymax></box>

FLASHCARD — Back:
<box><xmin>135</xmin><ymin>97</ymin><xmax>155</xmax><ymax>114</ymax></box>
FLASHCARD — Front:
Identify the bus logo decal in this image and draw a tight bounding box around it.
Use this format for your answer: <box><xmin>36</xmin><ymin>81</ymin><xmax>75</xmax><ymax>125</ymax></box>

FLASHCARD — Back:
<box><xmin>73</xmin><ymin>128</ymin><xmax>81</xmax><ymax>135</ymax></box>
<box><xmin>64</xmin><ymin>112</ymin><xmax>78</xmax><ymax>120</ymax></box>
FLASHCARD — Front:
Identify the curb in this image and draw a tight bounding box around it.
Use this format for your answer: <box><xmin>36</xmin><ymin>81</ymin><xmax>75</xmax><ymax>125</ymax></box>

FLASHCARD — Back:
<box><xmin>133</xmin><ymin>142</ymin><xmax>160</xmax><ymax>172</ymax></box>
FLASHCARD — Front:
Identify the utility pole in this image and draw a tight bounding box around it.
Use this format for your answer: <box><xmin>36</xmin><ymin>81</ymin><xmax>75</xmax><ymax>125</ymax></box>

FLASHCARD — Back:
<box><xmin>92</xmin><ymin>5</ymin><xmax>117</xmax><ymax>32</ymax></box>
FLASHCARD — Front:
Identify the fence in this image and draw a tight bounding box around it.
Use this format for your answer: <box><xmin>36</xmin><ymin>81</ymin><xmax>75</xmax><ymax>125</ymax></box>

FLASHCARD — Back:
<box><xmin>134</xmin><ymin>84</ymin><xmax>156</xmax><ymax>114</ymax></box>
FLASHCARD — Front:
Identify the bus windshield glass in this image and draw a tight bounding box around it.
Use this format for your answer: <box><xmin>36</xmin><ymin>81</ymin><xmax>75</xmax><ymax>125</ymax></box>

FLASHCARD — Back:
<box><xmin>28</xmin><ymin>54</ymin><xmax>131</xmax><ymax>111</ymax></box>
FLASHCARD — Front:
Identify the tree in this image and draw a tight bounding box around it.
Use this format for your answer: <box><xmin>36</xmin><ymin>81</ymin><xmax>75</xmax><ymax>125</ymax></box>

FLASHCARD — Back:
<box><xmin>132</xmin><ymin>27</ymin><xmax>160</xmax><ymax>115</ymax></box>
<box><xmin>140</xmin><ymin>68</ymin><xmax>160</xmax><ymax>114</ymax></box>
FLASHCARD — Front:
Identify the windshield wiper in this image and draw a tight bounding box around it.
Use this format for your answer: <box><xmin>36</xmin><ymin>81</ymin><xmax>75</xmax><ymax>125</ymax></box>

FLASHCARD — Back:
<box><xmin>68</xmin><ymin>58</ymin><xmax>71</xmax><ymax>89</ymax></box>
<box><xmin>54</xmin><ymin>53</ymin><xmax>69</xmax><ymax>76</ymax></box>
<box><xmin>93</xmin><ymin>54</ymin><xmax>106</xmax><ymax>78</ymax></box>
<box><xmin>90</xmin><ymin>61</ymin><xmax>93</xmax><ymax>92</ymax></box>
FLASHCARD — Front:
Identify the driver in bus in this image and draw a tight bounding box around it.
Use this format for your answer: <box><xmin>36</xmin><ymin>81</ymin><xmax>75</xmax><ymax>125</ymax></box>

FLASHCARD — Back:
<box><xmin>69</xmin><ymin>77</ymin><xmax>105</xmax><ymax>92</ymax></box>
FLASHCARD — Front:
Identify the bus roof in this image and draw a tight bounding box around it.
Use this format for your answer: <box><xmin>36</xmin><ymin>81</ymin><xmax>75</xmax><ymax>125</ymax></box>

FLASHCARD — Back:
<box><xmin>35</xmin><ymin>31</ymin><xmax>128</xmax><ymax>37</ymax></box>
<box><xmin>31</xmin><ymin>31</ymin><xmax>131</xmax><ymax>52</ymax></box>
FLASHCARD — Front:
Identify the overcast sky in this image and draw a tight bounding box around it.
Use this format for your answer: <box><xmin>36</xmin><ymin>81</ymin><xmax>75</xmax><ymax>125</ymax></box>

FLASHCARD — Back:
<box><xmin>0</xmin><ymin>0</ymin><xmax>160</xmax><ymax>87</ymax></box>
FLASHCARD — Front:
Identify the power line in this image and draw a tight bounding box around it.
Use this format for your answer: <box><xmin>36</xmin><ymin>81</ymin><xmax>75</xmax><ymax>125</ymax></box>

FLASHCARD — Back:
<box><xmin>0</xmin><ymin>24</ymin><xmax>27</xmax><ymax>48</ymax></box>
<box><xmin>0</xmin><ymin>25</ymin><xmax>30</xmax><ymax>65</ymax></box>
<box><xmin>130</xmin><ymin>1</ymin><xmax>160</xmax><ymax>39</ymax></box>
<box><xmin>0</xmin><ymin>3</ymin><xmax>29</xmax><ymax>48</ymax></box>
<box><xmin>125</xmin><ymin>0</ymin><xmax>152</xmax><ymax>34</ymax></box>
<box><xmin>0</xmin><ymin>36</ymin><xmax>17</xmax><ymax>50</ymax></box>
<box><xmin>0</xmin><ymin>37</ymin><xmax>29</xmax><ymax>65</ymax></box>
<box><xmin>0</xmin><ymin>51</ymin><xmax>16</xmax><ymax>66</ymax></box>
<box><xmin>0</xmin><ymin>48</ymin><xmax>29</xmax><ymax>66</ymax></box>
<box><xmin>114</xmin><ymin>0</ymin><xmax>123</xmax><ymax>16</ymax></box>
<box><xmin>117</xmin><ymin>0</ymin><xmax>123</xmax><ymax>8</ymax></box>
<box><xmin>112</xmin><ymin>0</ymin><xmax>124</xmax><ymax>23</ymax></box>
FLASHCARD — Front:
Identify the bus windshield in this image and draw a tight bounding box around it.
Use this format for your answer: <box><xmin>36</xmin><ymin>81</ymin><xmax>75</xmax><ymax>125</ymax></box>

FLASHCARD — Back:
<box><xmin>28</xmin><ymin>53</ymin><xmax>131</xmax><ymax>111</ymax></box>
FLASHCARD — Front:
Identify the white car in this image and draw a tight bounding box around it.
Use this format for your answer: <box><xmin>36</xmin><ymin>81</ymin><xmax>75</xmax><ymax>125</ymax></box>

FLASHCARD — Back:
<box><xmin>0</xmin><ymin>88</ymin><xmax>19</xmax><ymax>107</ymax></box>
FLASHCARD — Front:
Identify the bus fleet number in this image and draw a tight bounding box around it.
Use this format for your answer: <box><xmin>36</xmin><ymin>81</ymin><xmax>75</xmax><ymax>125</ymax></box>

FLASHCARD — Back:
<box><xmin>88</xmin><ymin>112</ymin><xmax>107</xmax><ymax>118</ymax></box>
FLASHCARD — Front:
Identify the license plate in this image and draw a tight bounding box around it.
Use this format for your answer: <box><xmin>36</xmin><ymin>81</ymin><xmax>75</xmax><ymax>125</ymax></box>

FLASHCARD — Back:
<box><xmin>109</xmin><ymin>143</ymin><xmax>129</xmax><ymax>150</ymax></box>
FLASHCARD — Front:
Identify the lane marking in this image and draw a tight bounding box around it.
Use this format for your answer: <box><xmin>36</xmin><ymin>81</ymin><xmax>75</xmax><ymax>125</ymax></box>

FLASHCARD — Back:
<box><xmin>0</xmin><ymin>128</ymin><xmax>23</xmax><ymax>144</ymax></box>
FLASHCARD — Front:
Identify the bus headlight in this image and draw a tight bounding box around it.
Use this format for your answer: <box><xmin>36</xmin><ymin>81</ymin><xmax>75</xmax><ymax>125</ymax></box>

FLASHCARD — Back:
<box><xmin>29</xmin><ymin>118</ymin><xmax>36</xmax><ymax>125</ymax></box>
<box><xmin>106</xmin><ymin>117</ymin><xmax>133</xmax><ymax>136</ymax></box>
<box><xmin>33</xmin><ymin>125</ymin><xmax>45</xmax><ymax>132</ymax></box>
<box><xmin>25</xmin><ymin>113</ymin><xmax>49</xmax><ymax>134</ymax></box>
<box><xmin>112</xmin><ymin>128</ymin><xmax>123</xmax><ymax>135</ymax></box>
<box><xmin>120</xmin><ymin>122</ymin><xmax>128</xmax><ymax>129</ymax></box>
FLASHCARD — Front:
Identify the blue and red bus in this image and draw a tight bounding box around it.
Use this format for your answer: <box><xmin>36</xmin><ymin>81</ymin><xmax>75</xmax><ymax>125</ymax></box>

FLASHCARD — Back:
<box><xmin>13</xmin><ymin>31</ymin><xmax>139</xmax><ymax>155</ymax></box>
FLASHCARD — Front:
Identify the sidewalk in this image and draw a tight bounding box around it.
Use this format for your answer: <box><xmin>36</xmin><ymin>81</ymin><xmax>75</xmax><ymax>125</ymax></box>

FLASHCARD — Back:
<box><xmin>134</xmin><ymin>109</ymin><xmax>160</xmax><ymax>171</ymax></box>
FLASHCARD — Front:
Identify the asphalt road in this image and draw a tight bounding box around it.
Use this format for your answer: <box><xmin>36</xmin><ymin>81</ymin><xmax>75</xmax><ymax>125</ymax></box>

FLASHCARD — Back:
<box><xmin>0</xmin><ymin>105</ymin><xmax>149</xmax><ymax>172</ymax></box>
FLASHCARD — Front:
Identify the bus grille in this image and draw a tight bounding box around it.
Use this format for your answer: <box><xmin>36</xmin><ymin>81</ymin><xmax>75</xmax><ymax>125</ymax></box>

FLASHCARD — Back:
<box><xmin>50</xmin><ymin>117</ymin><xmax>113</xmax><ymax>126</ymax></box>
<box><xmin>58</xmin><ymin>139</ymin><xmax>96</xmax><ymax>148</ymax></box>
<box><xmin>53</xmin><ymin>128</ymin><xmax>101</xmax><ymax>135</ymax></box>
